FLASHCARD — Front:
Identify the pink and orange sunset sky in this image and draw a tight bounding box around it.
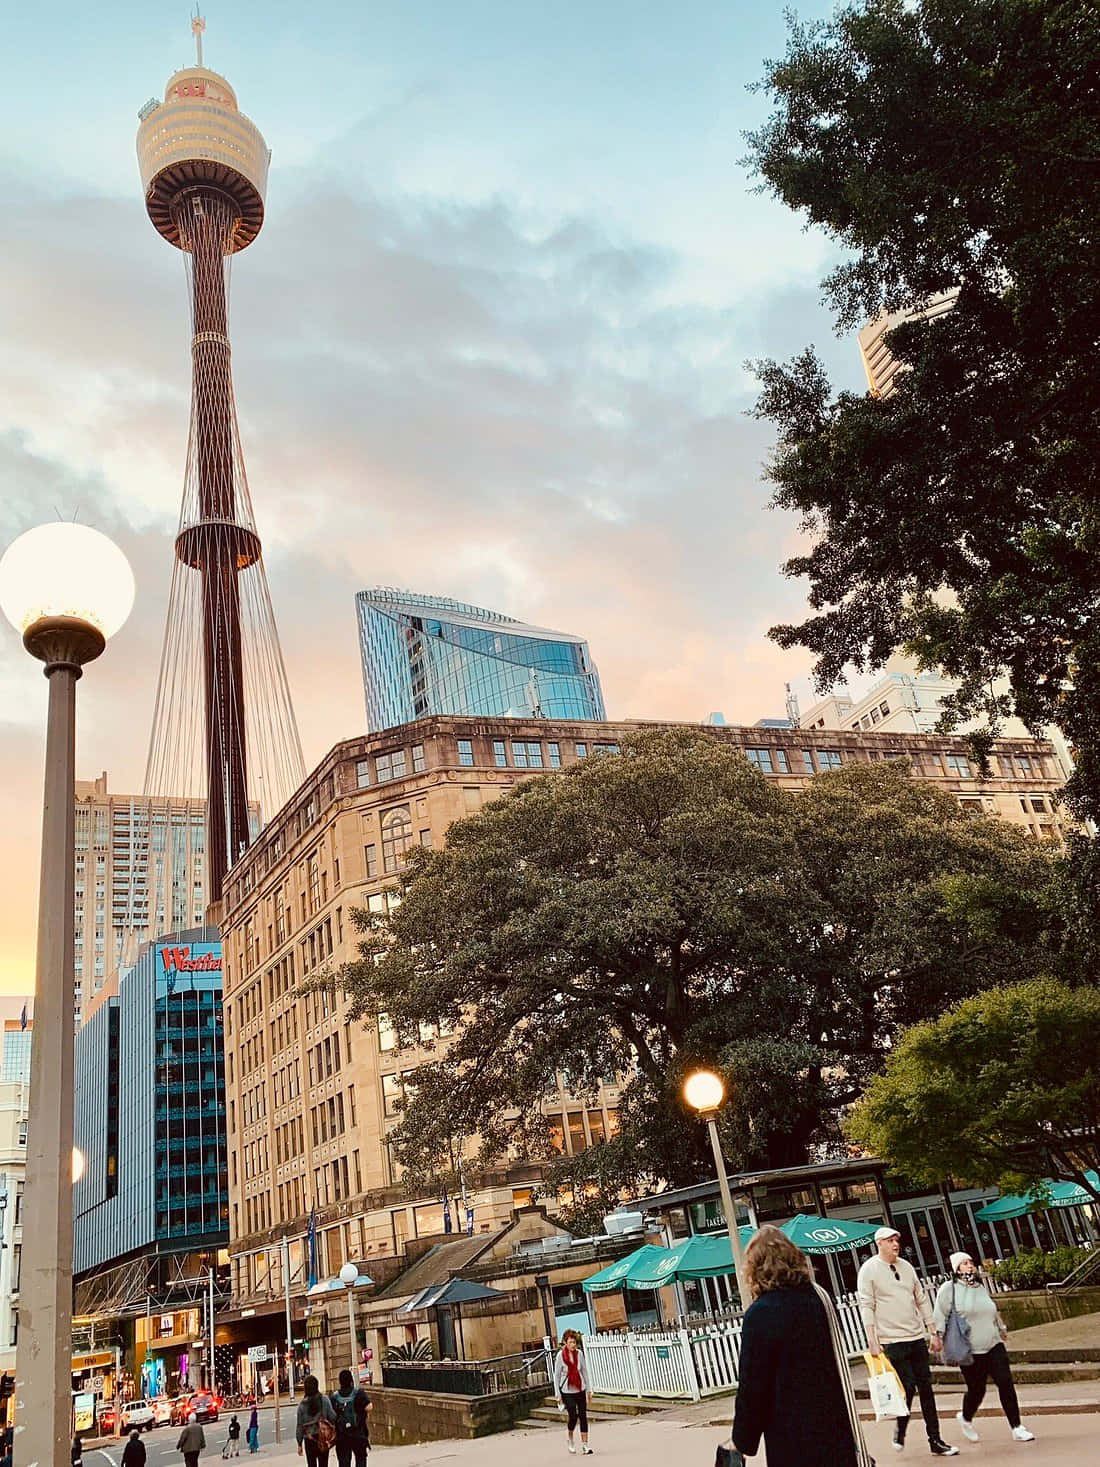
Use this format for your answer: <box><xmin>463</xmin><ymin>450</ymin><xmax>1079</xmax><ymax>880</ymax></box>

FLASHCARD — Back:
<box><xmin>0</xmin><ymin>1</ymin><xmax>865</xmax><ymax>994</ymax></box>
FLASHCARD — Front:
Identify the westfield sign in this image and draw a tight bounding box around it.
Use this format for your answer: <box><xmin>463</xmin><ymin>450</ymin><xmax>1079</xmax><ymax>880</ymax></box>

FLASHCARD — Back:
<box><xmin>159</xmin><ymin>946</ymin><xmax>222</xmax><ymax>974</ymax></box>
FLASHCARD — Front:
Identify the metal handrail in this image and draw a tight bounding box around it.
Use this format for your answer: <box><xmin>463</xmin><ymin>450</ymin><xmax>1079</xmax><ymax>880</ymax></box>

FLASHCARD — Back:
<box><xmin>1047</xmin><ymin>1242</ymin><xmax>1100</xmax><ymax>1293</ymax></box>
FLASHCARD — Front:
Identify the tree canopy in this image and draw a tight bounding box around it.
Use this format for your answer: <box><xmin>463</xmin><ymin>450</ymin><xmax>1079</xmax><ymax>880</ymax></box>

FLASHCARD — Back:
<box><xmin>846</xmin><ymin>979</ymin><xmax>1100</xmax><ymax>1206</ymax></box>
<box><xmin>746</xmin><ymin>0</ymin><xmax>1100</xmax><ymax>818</ymax></box>
<box><xmin>338</xmin><ymin>730</ymin><xmax>1062</xmax><ymax>1204</ymax></box>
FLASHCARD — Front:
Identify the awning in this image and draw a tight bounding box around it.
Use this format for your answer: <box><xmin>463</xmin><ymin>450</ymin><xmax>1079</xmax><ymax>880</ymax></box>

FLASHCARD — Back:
<box><xmin>780</xmin><ymin>1214</ymin><xmax>880</xmax><ymax>1255</ymax></box>
<box><xmin>628</xmin><ymin>1230</ymin><xmax>757</xmax><ymax>1286</ymax></box>
<box><xmin>974</xmin><ymin>1173</ymin><xmax>1100</xmax><ymax>1222</ymax></box>
<box><xmin>582</xmin><ymin>1245</ymin><xmax>672</xmax><ymax>1294</ymax></box>
<box><xmin>307</xmin><ymin>1272</ymin><xmax>373</xmax><ymax>1295</ymax></box>
<box><xmin>400</xmin><ymin>1278</ymin><xmax>507</xmax><ymax>1313</ymax></box>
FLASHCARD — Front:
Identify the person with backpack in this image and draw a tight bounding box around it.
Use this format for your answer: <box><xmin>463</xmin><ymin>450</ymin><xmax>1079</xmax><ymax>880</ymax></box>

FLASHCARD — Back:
<box><xmin>329</xmin><ymin>1368</ymin><xmax>371</xmax><ymax>1467</ymax></box>
<box><xmin>296</xmin><ymin>1374</ymin><xmax>337</xmax><ymax>1467</ymax></box>
<box><xmin>226</xmin><ymin>1415</ymin><xmax>242</xmax><ymax>1457</ymax></box>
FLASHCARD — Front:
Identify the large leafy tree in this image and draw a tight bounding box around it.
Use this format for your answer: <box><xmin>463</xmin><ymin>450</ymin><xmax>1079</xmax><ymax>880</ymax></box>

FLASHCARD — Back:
<box><xmin>847</xmin><ymin>979</ymin><xmax>1100</xmax><ymax>1206</ymax></box>
<box><xmin>746</xmin><ymin>0</ymin><xmax>1100</xmax><ymax>818</ymax></box>
<box><xmin>338</xmin><ymin>731</ymin><xmax>1060</xmax><ymax>1201</ymax></box>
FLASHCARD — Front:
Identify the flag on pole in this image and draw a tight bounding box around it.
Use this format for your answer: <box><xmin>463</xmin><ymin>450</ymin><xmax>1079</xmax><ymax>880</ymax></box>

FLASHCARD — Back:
<box><xmin>19</xmin><ymin>1004</ymin><xmax>27</xmax><ymax>1032</ymax></box>
<box><xmin>465</xmin><ymin>1206</ymin><xmax>474</xmax><ymax>1236</ymax></box>
<box><xmin>442</xmin><ymin>1190</ymin><xmax>453</xmax><ymax>1234</ymax></box>
<box><xmin>307</xmin><ymin>1206</ymin><xmax>318</xmax><ymax>1289</ymax></box>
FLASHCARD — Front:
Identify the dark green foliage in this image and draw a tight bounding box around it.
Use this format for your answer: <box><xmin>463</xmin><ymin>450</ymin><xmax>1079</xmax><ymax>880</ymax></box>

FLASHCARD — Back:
<box><xmin>746</xmin><ymin>0</ymin><xmax>1100</xmax><ymax>818</ymax></box>
<box><xmin>339</xmin><ymin>732</ymin><xmax>1060</xmax><ymax>1203</ymax></box>
<box><xmin>988</xmin><ymin>1247</ymin><xmax>1091</xmax><ymax>1290</ymax></box>
<box><xmin>847</xmin><ymin>979</ymin><xmax>1100</xmax><ymax>1204</ymax></box>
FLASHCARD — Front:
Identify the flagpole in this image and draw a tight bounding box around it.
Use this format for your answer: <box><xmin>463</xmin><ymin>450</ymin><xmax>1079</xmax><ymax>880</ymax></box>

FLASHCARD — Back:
<box><xmin>282</xmin><ymin>1235</ymin><xmax>293</xmax><ymax>1389</ymax></box>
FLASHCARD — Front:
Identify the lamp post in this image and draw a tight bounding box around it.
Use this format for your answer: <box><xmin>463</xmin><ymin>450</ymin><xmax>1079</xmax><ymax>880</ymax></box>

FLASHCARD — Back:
<box><xmin>0</xmin><ymin>522</ymin><xmax>134</xmax><ymax>1467</ymax></box>
<box><xmin>338</xmin><ymin>1263</ymin><xmax>359</xmax><ymax>1376</ymax></box>
<box><xmin>683</xmin><ymin>1069</ymin><xmax>752</xmax><ymax>1310</ymax></box>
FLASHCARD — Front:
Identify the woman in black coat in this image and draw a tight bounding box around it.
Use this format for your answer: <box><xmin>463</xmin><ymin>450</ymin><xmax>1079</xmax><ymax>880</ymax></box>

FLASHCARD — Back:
<box><xmin>732</xmin><ymin>1226</ymin><xmax>870</xmax><ymax>1467</ymax></box>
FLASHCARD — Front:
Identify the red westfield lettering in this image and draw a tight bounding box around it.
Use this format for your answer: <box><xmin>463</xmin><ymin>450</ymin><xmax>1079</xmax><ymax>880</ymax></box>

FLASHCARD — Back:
<box><xmin>160</xmin><ymin>946</ymin><xmax>222</xmax><ymax>973</ymax></box>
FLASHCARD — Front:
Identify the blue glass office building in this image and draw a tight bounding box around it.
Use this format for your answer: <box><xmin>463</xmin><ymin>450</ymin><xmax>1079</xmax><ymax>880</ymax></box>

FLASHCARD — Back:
<box><xmin>74</xmin><ymin>929</ymin><xmax>228</xmax><ymax>1278</ymax></box>
<box><xmin>357</xmin><ymin>589</ymin><xmax>607</xmax><ymax>732</ymax></box>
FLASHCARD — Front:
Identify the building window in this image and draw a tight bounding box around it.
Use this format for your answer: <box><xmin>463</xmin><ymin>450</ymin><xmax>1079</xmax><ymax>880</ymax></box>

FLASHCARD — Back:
<box><xmin>574</xmin><ymin>743</ymin><xmax>588</xmax><ymax>759</ymax></box>
<box><xmin>818</xmin><ymin>750</ymin><xmax>843</xmax><ymax>770</ymax></box>
<box><xmin>363</xmin><ymin>844</ymin><xmax>377</xmax><ymax>879</ymax></box>
<box><xmin>945</xmin><ymin>754</ymin><xmax>971</xmax><ymax>777</ymax></box>
<box><xmin>419</xmin><ymin>829</ymin><xmax>433</xmax><ymax>848</ymax></box>
<box><xmin>746</xmin><ymin>748</ymin><xmax>774</xmax><ymax>774</ymax></box>
<box><xmin>457</xmin><ymin>739</ymin><xmax>475</xmax><ymax>767</ymax></box>
<box><xmin>382</xmin><ymin>1073</ymin><xmax>403</xmax><ymax>1117</ymax></box>
<box><xmin>412</xmin><ymin>744</ymin><xmax>426</xmax><ymax>773</ymax></box>
<box><xmin>547</xmin><ymin>742</ymin><xmax>562</xmax><ymax>768</ymax></box>
<box><xmin>17</xmin><ymin>1120</ymin><xmax>26</xmax><ymax>1146</ymax></box>
<box><xmin>376</xmin><ymin>750</ymin><xmax>407</xmax><ymax>783</ymax></box>
<box><xmin>593</xmin><ymin>743</ymin><xmax>620</xmax><ymax>755</ymax></box>
<box><xmin>1015</xmin><ymin>755</ymin><xmax>1034</xmax><ymax>777</ymax></box>
<box><xmin>492</xmin><ymin>740</ymin><xmax>508</xmax><ymax>768</ymax></box>
<box><xmin>378</xmin><ymin>1013</ymin><xmax>397</xmax><ymax>1052</ymax></box>
<box><xmin>511</xmin><ymin>741</ymin><xmax>544</xmax><ymax>769</ymax></box>
<box><xmin>355</xmin><ymin>760</ymin><xmax>370</xmax><ymax>789</ymax></box>
<box><xmin>11</xmin><ymin>1244</ymin><xmax>20</xmax><ymax>1292</ymax></box>
<box><xmin>774</xmin><ymin>748</ymin><xmax>791</xmax><ymax>773</ymax></box>
<box><xmin>879</xmin><ymin>701</ymin><xmax>890</xmax><ymax>717</ymax></box>
<box><xmin>381</xmin><ymin>808</ymin><xmax>414</xmax><ymax>873</ymax></box>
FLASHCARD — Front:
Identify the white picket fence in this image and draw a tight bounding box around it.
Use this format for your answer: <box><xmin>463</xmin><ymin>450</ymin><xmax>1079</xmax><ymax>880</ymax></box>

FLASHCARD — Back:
<box><xmin>578</xmin><ymin>1281</ymin><xmax>947</xmax><ymax>1400</ymax></box>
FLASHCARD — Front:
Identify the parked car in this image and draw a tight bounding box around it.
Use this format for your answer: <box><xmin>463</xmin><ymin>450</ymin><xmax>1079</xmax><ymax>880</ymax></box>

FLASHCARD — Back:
<box><xmin>96</xmin><ymin>1403</ymin><xmax>117</xmax><ymax>1436</ymax></box>
<box><xmin>170</xmin><ymin>1395</ymin><xmax>193</xmax><ymax>1426</ymax></box>
<box><xmin>119</xmin><ymin>1401</ymin><xmax>155</xmax><ymax>1433</ymax></box>
<box><xmin>151</xmin><ymin>1397</ymin><xmax>173</xmax><ymax>1427</ymax></box>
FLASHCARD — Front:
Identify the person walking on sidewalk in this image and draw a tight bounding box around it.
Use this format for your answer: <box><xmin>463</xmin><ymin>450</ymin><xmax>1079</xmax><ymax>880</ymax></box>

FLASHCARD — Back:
<box><xmin>554</xmin><ymin>1329</ymin><xmax>593</xmax><ymax>1455</ymax></box>
<box><xmin>731</xmin><ymin>1226</ymin><xmax>874</xmax><ymax>1467</ymax></box>
<box><xmin>122</xmin><ymin>1430</ymin><xmax>147</xmax><ymax>1467</ymax></box>
<box><xmin>296</xmin><ymin>1374</ymin><xmax>337</xmax><ymax>1467</ymax></box>
<box><xmin>857</xmin><ymin>1225</ymin><xmax>958</xmax><ymax>1455</ymax></box>
<box><xmin>329</xmin><ymin>1368</ymin><xmax>372</xmax><ymax>1467</ymax></box>
<box><xmin>933</xmin><ymin>1251</ymin><xmax>1035</xmax><ymax>1444</ymax></box>
<box><xmin>177</xmin><ymin>1413</ymin><xmax>206</xmax><ymax>1467</ymax></box>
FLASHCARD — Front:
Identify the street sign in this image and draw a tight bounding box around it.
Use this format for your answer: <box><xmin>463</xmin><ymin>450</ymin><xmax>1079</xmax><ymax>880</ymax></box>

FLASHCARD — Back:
<box><xmin>247</xmin><ymin>1346</ymin><xmax>270</xmax><ymax>1363</ymax></box>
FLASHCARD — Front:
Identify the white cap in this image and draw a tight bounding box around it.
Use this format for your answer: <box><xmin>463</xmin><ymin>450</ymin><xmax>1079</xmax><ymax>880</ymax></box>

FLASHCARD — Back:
<box><xmin>949</xmin><ymin>1251</ymin><xmax>974</xmax><ymax>1272</ymax></box>
<box><xmin>874</xmin><ymin>1226</ymin><xmax>901</xmax><ymax>1242</ymax></box>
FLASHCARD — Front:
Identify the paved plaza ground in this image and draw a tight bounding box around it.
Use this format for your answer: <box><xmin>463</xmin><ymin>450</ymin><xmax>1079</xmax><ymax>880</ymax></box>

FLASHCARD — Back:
<box><xmin>83</xmin><ymin>1408</ymin><xmax>1098</xmax><ymax>1467</ymax></box>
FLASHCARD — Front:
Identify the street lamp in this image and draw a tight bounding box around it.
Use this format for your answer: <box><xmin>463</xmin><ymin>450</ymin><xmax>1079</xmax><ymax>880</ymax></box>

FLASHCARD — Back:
<box><xmin>683</xmin><ymin>1069</ymin><xmax>752</xmax><ymax>1309</ymax></box>
<box><xmin>339</xmin><ymin>1262</ymin><xmax>360</xmax><ymax>1376</ymax></box>
<box><xmin>0</xmin><ymin>522</ymin><xmax>134</xmax><ymax>1467</ymax></box>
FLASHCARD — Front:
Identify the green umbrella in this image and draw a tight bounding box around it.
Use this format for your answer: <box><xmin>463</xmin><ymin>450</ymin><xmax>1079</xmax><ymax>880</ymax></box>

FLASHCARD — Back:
<box><xmin>629</xmin><ymin>1230</ymin><xmax>756</xmax><ymax>1286</ymax></box>
<box><xmin>582</xmin><ymin>1244</ymin><xmax>673</xmax><ymax>1294</ymax></box>
<box><xmin>975</xmin><ymin>1171</ymin><xmax>1100</xmax><ymax>1222</ymax></box>
<box><xmin>779</xmin><ymin>1214</ymin><xmax>880</xmax><ymax>1255</ymax></box>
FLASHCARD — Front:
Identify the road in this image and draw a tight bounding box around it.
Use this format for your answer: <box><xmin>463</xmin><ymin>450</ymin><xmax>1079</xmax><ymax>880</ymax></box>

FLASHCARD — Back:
<box><xmin>84</xmin><ymin>1405</ymin><xmax>301</xmax><ymax>1464</ymax></box>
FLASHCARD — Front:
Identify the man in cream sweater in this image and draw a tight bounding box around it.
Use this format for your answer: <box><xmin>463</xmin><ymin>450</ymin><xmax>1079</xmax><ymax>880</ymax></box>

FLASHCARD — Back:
<box><xmin>857</xmin><ymin>1227</ymin><xmax>958</xmax><ymax>1455</ymax></box>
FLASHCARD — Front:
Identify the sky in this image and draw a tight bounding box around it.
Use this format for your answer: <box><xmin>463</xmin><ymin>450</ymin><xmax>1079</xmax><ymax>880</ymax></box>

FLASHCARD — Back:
<box><xmin>0</xmin><ymin>0</ymin><xmax>866</xmax><ymax>994</ymax></box>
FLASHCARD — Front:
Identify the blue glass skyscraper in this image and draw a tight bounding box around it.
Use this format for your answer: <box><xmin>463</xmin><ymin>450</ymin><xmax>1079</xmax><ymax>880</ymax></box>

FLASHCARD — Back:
<box><xmin>357</xmin><ymin>589</ymin><xmax>607</xmax><ymax>732</ymax></box>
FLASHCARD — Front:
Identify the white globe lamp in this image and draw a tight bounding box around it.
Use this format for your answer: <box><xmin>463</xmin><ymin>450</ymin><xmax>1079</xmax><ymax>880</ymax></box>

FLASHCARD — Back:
<box><xmin>339</xmin><ymin>1261</ymin><xmax>359</xmax><ymax>1287</ymax></box>
<box><xmin>684</xmin><ymin>1069</ymin><xmax>725</xmax><ymax>1115</ymax></box>
<box><xmin>0</xmin><ymin>522</ymin><xmax>134</xmax><ymax>667</ymax></box>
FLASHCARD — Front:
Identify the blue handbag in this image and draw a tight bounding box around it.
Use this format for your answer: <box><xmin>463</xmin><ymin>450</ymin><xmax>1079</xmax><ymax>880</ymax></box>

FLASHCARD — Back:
<box><xmin>942</xmin><ymin>1281</ymin><xmax>974</xmax><ymax>1366</ymax></box>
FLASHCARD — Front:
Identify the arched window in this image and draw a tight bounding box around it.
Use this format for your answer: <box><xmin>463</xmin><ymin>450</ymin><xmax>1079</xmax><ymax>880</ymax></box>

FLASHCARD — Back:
<box><xmin>381</xmin><ymin>807</ymin><xmax>413</xmax><ymax>873</ymax></box>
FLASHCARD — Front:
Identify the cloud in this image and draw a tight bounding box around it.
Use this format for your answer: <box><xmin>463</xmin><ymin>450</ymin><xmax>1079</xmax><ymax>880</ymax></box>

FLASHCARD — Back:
<box><xmin>0</xmin><ymin>155</ymin><xmax>832</xmax><ymax>991</ymax></box>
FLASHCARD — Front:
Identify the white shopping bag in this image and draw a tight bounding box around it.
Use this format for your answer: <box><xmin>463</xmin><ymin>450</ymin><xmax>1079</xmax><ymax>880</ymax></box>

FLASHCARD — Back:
<box><xmin>864</xmin><ymin>1353</ymin><xmax>910</xmax><ymax>1421</ymax></box>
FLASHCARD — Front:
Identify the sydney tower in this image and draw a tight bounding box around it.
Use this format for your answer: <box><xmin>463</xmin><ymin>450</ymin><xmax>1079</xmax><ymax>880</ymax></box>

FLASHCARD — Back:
<box><xmin>139</xmin><ymin>17</ymin><xmax>302</xmax><ymax>902</ymax></box>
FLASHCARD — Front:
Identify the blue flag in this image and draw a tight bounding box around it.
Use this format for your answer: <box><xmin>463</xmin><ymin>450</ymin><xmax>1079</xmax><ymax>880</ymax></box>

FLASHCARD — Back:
<box><xmin>442</xmin><ymin>1190</ymin><xmax>453</xmax><ymax>1234</ymax></box>
<box><xmin>307</xmin><ymin>1206</ymin><xmax>318</xmax><ymax>1289</ymax></box>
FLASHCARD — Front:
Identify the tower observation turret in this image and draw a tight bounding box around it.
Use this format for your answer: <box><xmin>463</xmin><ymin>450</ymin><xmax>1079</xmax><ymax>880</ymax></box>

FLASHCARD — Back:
<box><xmin>140</xmin><ymin>22</ymin><xmax>303</xmax><ymax>905</ymax></box>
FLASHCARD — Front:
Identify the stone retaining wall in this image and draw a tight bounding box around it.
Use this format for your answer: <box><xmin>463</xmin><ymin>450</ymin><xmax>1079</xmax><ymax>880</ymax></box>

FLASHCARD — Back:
<box><xmin>365</xmin><ymin>1382</ymin><xmax>548</xmax><ymax>1444</ymax></box>
<box><xmin>998</xmin><ymin>1286</ymin><xmax>1100</xmax><ymax>1331</ymax></box>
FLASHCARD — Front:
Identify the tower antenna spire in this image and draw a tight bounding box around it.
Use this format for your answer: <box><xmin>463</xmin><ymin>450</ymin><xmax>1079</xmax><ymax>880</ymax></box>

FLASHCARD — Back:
<box><xmin>192</xmin><ymin>9</ymin><xmax>206</xmax><ymax>68</ymax></box>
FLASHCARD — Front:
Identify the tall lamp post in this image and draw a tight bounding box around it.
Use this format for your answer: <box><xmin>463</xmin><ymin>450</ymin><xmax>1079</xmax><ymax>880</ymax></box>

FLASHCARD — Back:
<box><xmin>683</xmin><ymin>1069</ymin><xmax>752</xmax><ymax>1310</ymax></box>
<box><xmin>0</xmin><ymin>523</ymin><xmax>134</xmax><ymax>1467</ymax></box>
<box><xmin>338</xmin><ymin>1263</ymin><xmax>360</xmax><ymax>1376</ymax></box>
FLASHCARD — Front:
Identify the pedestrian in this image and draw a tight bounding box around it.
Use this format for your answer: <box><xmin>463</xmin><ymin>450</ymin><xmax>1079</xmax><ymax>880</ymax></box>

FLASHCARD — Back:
<box><xmin>177</xmin><ymin>1412</ymin><xmax>206</xmax><ymax>1467</ymax></box>
<box><xmin>857</xmin><ymin>1224</ymin><xmax>958</xmax><ymax>1455</ymax></box>
<box><xmin>553</xmin><ymin>1328</ymin><xmax>592</xmax><ymax>1455</ymax></box>
<box><xmin>122</xmin><ymin>1428</ymin><xmax>148</xmax><ymax>1467</ymax></box>
<box><xmin>730</xmin><ymin>1226</ymin><xmax>873</xmax><ymax>1466</ymax></box>
<box><xmin>933</xmin><ymin>1251</ymin><xmax>1036</xmax><ymax>1444</ymax></box>
<box><xmin>247</xmin><ymin>1406</ymin><xmax>259</xmax><ymax>1454</ymax></box>
<box><xmin>329</xmin><ymin>1367</ymin><xmax>372</xmax><ymax>1467</ymax></box>
<box><xmin>228</xmin><ymin>1414</ymin><xmax>242</xmax><ymax>1457</ymax></box>
<box><xmin>296</xmin><ymin>1374</ymin><xmax>337</xmax><ymax>1467</ymax></box>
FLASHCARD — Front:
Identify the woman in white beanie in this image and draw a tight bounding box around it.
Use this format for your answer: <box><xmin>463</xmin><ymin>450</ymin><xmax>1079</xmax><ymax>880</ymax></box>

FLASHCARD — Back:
<box><xmin>932</xmin><ymin>1251</ymin><xmax>1035</xmax><ymax>1443</ymax></box>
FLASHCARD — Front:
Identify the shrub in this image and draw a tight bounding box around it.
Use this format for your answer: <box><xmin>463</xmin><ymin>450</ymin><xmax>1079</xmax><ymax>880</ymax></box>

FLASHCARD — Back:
<box><xmin>988</xmin><ymin>1245</ymin><xmax>1090</xmax><ymax>1291</ymax></box>
<box><xmin>383</xmin><ymin>1339</ymin><xmax>434</xmax><ymax>1362</ymax></box>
